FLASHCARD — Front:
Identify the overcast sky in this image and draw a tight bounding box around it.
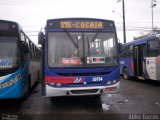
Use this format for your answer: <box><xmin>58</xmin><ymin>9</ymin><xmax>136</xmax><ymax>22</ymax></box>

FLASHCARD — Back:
<box><xmin>0</xmin><ymin>0</ymin><xmax>160</xmax><ymax>44</ymax></box>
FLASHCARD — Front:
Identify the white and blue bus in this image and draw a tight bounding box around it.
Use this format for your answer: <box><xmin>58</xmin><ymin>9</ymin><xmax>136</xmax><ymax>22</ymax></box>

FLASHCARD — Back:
<box><xmin>38</xmin><ymin>18</ymin><xmax>120</xmax><ymax>98</ymax></box>
<box><xmin>0</xmin><ymin>20</ymin><xmax>41</xmax><ymax>99</ymax></box>
<box><xmin>120</xmin><ymin>34</ymin><xmax>160</xmax><ymax>81</ymax></box>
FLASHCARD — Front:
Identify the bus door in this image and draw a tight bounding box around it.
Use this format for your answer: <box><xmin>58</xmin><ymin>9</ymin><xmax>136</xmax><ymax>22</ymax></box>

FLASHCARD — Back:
<box><xmin>134</xmin><ymin>45</ymin><xmax>144</xmax><ymax>79</ymax></box>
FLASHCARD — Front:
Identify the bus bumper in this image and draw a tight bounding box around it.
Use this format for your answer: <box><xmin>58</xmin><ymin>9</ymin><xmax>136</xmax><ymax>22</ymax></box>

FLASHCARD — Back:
<box><xmin>45</xmin><ymin>81</ymin><xmax>120</xmax><ymax>97</ymax></box>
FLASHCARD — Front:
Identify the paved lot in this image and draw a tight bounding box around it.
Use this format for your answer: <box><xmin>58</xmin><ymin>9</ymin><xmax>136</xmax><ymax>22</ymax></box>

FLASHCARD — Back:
<box><xmin>0</xmin><ymin>78</ymin><xmax>160</xmax><ymax>120</ymax></box>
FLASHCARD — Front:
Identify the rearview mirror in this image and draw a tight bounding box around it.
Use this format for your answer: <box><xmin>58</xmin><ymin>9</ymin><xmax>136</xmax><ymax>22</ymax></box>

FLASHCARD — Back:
<box><xmin>22</xmin><ymin>42</ymin><xmax>29</xmax><ymax>53</ymax></box>
<box><xmin>118</xmin><ymin>43</ymin><xmax>122</xmax><ymax>53</ymax></box>
<box><xmin>38</xmin><ymin>32</ymin><xmax>45</xmax><ymax>44</ymax></box>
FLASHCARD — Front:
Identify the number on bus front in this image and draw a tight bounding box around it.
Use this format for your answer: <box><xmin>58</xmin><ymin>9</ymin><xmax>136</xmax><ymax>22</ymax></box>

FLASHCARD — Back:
<box><xmin>93</xmin><ymin>77</ymin><xmax>103</xmax><ymax>82</ymax></box>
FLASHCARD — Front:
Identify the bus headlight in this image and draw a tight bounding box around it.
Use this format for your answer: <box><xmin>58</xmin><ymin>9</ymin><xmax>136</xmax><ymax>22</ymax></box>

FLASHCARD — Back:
<box><xmin>113</xmin><ymin>80</ymin><xmax>117</xmax><ymax>83</ymax></box>
<box><xmin>107</xmin><ymin>81</ymin><xmax>111</xmax><ymax>85</ymax></box>
<box><xmin>56</xmin><ymin>83</ymin><xmax>61</xmax><ymax>87</ymax></box>
<box><xmin>0</xmin><ymin>74</ymin><xmax>21</xmax><ymax>89</ymax></box>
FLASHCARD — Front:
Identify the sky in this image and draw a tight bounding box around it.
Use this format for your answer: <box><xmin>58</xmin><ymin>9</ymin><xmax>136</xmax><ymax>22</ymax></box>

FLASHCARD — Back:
<box><xmin>0</xmin><ymin>0</ymin><xmax>160</xmax><ymax>45</ymax></box>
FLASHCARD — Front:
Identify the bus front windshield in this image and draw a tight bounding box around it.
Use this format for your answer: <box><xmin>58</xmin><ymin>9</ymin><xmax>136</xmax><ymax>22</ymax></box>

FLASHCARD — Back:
<box><xmin>48</xmin><ymin>32</ymin><xmax>117</xmax><ymax>68</ymax></box>
<box><xmin>0</xmin><ymin>36</ymin><xmax>19</xmax><ymax>69</ymax></box>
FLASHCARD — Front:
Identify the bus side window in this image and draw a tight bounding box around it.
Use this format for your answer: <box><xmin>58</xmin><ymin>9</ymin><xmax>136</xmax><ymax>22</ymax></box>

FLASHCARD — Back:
<box><xmin>122</xmin><ymin>46</ymin><xmax>128</xmax><ymax>57</ymax></box>
<box><xmin>29</xmin><ymin>42</ymin><xmax>32</xmax><ymax>60</ymax></box>
<box><xmin>142</xmin><ymin>44</ymin><xmax>147</xmax><ymax>57</ymax></box>
<box><xmin>148</xmin><ymin>39</ymin><xmax>159</xmax><ymax>57</ymax></box>
<box><xmin>128</xmin><ymin>44</ymin><xmax>134</xmax><ymax>57</ymax></box>
<box><xmin>32</xmin><ymin>45</ymin><xmax>35</xmax><ymax>61</ymax></box>
<box><xmin>20</xmin><ymin>32</ymin><xmax>26</xmax><ymax>42</ymax></box>
<box><xmin>25</xmin><ymin>38</ymin><xmax>30</xmax><ymax>59</ymax></box>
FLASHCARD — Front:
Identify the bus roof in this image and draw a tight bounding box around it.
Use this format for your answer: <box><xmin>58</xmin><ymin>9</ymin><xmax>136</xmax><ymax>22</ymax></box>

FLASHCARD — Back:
<box><xmin>123</xmin><ymin>34</ymin><xmax>160</xmax><ymax>46</ymax></box>
<box><xmin>47</xmin><ymin>18</ymin><xmax>114</xmax><ymax>22</ymax></box>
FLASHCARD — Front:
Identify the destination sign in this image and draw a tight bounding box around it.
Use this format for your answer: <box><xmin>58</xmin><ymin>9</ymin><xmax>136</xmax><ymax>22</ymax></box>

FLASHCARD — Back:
<box><xmin>47</xmin><ymin>19</ymin><xmax>115</xmax><ymax>30</ymax></box>
<box><xmin>60</xmin><ymin>21</ymin><xmax>103</xmax><ymax>29</ymax></box>
<box><xmin>0</xmin><ymin>22</ymin><xmax>17</xmax><ymax>31</ymax></box>
<box><xmin>0</xmin><ymin>23</ymin><xmax>9</xmax><ymax>30</ymax></box>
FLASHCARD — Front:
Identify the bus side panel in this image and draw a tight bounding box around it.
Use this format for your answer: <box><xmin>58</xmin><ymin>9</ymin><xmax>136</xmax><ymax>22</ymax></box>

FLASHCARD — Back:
<box><xmin>29</xmin><ymin>61</ymin><xmax>40</xmax><ymax>87</ymax></box>
<box><xmin>120</xmin><ymin>58</ymin><xmax>134</xmax><ymax>77</ymax></box>
<box><xmin>156</xmin><ymin>57</ymin><xmax>160</xmax><ymax>81</ymax></box>
<box><xmin>146</xmin><ymin>57</ymin><xmax>160</xmax><ymax>81</ymax></box>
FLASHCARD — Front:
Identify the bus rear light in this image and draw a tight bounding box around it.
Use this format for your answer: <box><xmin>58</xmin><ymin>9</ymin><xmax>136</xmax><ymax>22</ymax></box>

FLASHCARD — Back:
<box><xmin>156</xmin><ymin>58</ymin><xmax>160</xmax><ymax>64</ymax></box>
<box><xmin>113</xmin><ymin>80</ymin><xmax>117</xmax><ymax>83</ymax></box>
<box><xmin>105</xmin><ymin>87</ymin><xmax>117</xmax><ymax>92</ymax></box>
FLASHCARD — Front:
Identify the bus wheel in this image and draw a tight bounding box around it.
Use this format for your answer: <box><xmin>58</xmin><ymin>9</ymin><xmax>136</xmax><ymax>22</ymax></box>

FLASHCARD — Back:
<box><xmin>26</xmin><ymin>80</ymin><xmax>31</xmax><ymax>97</ymax></box>
<box><xmin>123</xmin><ymin>68</ymin><xmax>129</xmax><ymax>80</ymax></box>
<box><xmin>37</xmin><ymin>71</ymin><xmax>40</xmax><ymax>81</ymax></box>
<box><xmin>93</xmin><ymin>95</ymin><xmax>101</xmax><ymax>103</ymax></box>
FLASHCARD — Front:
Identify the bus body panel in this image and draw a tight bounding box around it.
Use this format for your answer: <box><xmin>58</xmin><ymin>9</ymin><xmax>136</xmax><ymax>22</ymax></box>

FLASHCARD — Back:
<box><xmin>146</xmin><ymin>57</ymin><xmax>160</xmax><ymax>81</ymax></box>
<box><xmin>29</xmin><ymin>61</ymin><xmax>41</xmax><ymax>87</ymax></box>
<box><xmin>43</xmin><ymin>66</ymin><xmax>120</xmax><ymax>96</ymax></box>
<box><xmin>120</xmin><ymin>58</ymin><xmax>134</xmax><ymax>77</ymax></box>
<box><xmin>0</xmin><ymin>68</ymin><xmax>22</xmax><ymax>99</ymax></box>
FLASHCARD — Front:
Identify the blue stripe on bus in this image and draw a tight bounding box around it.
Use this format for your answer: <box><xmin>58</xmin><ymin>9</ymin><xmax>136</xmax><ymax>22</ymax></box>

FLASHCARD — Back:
<box><xmin>0</xmin><ymin>62</ymin><xmax>30</xmax><ymax>99</ymax></box>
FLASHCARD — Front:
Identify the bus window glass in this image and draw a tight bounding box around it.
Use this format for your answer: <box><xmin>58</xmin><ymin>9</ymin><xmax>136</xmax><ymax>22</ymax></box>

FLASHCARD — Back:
<box><xmin>48</xmin><ymin>32</ymin><xmax>83</xmax><ymax>67</ymax></box>
<box><xmin>122</xmin><ymin>46</ymin><xmax>128</xmax><ymax>57</ymax></box>
<box><xmin>0</xmin><ymin>36</ymin><xmax>19</xmax><ymax>68</ymax></box>
<box><xmin>128</xmin><ymin>44</ymin><xmax>134</xmax><ymax>57</ymax></box>
<box><xmin>20</xmin><ymin>32</ymin><xmax>25</xmax><ymax>42</ymax></box>
<box><xmin>48</xmin><ymin>32</ymin><xmax>117</xmax><ymax>67</ymax></box>
<box><xmin>148</xmin><ymin>39</ymin><xmax>159</xmax><ymax>57</ymax></box>
<box><xmin>84</xmin><ymin>33</ymin><xmax>117</xmax><ymax>66</ymax></box>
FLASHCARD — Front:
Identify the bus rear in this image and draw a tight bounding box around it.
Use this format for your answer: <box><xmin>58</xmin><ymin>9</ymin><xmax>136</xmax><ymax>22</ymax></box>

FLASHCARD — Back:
<box><xmin>39</xmin><ymin>18</ymin><xmax>120</xmax><ymax>97</ymax></box>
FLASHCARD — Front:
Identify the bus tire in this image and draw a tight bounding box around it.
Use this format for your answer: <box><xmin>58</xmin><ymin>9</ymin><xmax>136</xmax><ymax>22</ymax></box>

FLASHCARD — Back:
<box><xmin>123</xmin><ymin>68</ymin><xmax>129</xmax><ymax>80</ymax></box>
<box><xmin>93</xmin><ymin>95</ymin><xmax>101</xmax><ymax>103</ymax></box>
<box><xmin>38</xmin><ymin>71</ymin><xmax>40</xmax><ymax>81</ymax></box>
<box><xmin>26</xmin><ymin>78</ymin><xmax>31</xmax><ymax>97</ymax></box>
<box><xmin>50</xmin><ymin>97</ymin><xmax>60</xmax><ymax>105</ymax></box>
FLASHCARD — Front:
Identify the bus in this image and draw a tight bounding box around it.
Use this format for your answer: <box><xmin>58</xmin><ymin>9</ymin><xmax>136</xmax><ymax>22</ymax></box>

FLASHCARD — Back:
<box><xmin>38</xmin><ymin>18</ymin><xmax>120</xmax><ymax>98</ymax></box>
<box><xmin>0</xmin><ymin>20</ymin><xmax>41</xmax><ymax>99</ymax></box>
<box><xmin>120</xmin><ymin>34</ymin><xmax>160</xmax><ymax>81</ymax></box>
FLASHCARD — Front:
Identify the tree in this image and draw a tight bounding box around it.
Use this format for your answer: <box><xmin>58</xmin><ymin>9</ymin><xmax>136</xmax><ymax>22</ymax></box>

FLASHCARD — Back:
<box><xmin>133</xmin><ymin>27</ymin><xmax>160</xmax><ymax>40</ymax></box>
<box><xmin>153</xmin><ymin>27</ymin><xmax>160</xmax><ymax>34</ymax></box>
<box><xmin>133</xmin><ymin>33</ymin><xmax>150</xmax><ymax>40</ymax></box>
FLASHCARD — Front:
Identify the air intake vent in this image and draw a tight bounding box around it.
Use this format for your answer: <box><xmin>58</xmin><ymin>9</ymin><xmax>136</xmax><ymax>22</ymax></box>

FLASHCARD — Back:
<box><xmin>71</xmin><ymin>89</ymin><xmax>99</xmax><ymax>94</ymax></box>
<box><xmin>56</xmin><ymin>72</ymin><xmax>110</xmax><ymax>76</ymax></box>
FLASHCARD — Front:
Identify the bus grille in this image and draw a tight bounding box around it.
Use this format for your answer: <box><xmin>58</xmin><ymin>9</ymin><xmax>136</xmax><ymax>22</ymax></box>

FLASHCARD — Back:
<box><xmin>70</xmin><ymin>89</ymin><xmax>99</xmax><ymax>94</ymax></box>
<box><xmin>56</xmin><ymin>72</ymin><xmax>111</xmax><ymax>76</ymax></box>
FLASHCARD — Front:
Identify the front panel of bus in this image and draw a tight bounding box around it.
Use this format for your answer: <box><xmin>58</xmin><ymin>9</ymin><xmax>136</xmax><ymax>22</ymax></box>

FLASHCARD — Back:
<box><xmin>0</xmin><ymin>21</ymin><xmax>23</xmax><ymax>99</ymax></box>
<box><xmin>42</xmin><ymin>18</ymin><xmax>120</xmax><ymax>97</ymax></box>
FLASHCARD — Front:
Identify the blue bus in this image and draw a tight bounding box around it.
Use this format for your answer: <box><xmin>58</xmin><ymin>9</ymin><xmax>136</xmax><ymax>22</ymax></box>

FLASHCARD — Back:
<box><xmin>120</xmin><ymin>34</ymin><xmax>160</xmax><ymax>81</ymax></box>
<box><xmin>38</xmin><ymin>18</ymin><xmax>120</xmax><ymax>98</ymax></box>
<box><xmin>0</xmin><ymin>20</ymin><xmax>41</xmax><ymax>99</ymax></box>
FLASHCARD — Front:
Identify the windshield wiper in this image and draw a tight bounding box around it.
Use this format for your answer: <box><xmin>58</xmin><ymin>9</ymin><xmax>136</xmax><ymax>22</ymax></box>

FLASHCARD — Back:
<box><xmin>65</xmin><ymin>31</ymin><xmax>78</xmax><ymax>48</ymax></box>
<box><xmin>90</xmin><ymin>31</ymin><xmax>100</xmax><ymax>43</ymax></box>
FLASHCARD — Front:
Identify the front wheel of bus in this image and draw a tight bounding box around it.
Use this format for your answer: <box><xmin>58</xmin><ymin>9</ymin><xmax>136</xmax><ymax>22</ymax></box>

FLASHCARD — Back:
<box><xmin>26</xmin><ymin>80</ymin><xmax>31</xmax><ymax>97</ymax></box>
<box><xmin>123</xmin><ymin>68</ymin><xmax>129</xmax><ymax>80</ymax></box>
